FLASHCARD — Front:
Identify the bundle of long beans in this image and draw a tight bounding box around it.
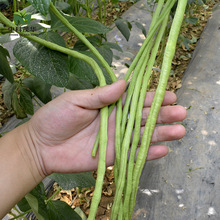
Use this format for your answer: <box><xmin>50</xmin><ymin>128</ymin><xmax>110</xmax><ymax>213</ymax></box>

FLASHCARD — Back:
<box><xmin>90</xmin><ymin>0</ymin><xmax>187</xmax><ymax>219</ymax></box>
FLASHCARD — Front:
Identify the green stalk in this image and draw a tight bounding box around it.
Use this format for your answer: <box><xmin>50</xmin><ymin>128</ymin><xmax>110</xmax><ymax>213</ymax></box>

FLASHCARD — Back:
<box><xmin>130</xmin><ymin>0</ymin><xmax>187</xmax><ymax>213</ymax></box>
<box><xmin>13</xmin><ymin>0</ymin><xmax>17</xmax><ymax>13</ymax></box>
<box><xmin>46</xmin><ymin>186</ymin><xmax>61</xmax><ymax>203</ymax></box>
<box><xmin>9</xmin><ymin>209</ymin><xmax>32</xmax><ymax>220</ymax></box>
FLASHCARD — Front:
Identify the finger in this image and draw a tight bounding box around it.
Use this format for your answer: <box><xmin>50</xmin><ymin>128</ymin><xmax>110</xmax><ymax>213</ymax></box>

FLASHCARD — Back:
<box><xmin>150</xmin><ymin>124</ymin><xmax>185</xmax><ymax>143</ymax></box>
<box><xmin>143</xmin><ymin>91</ymin><xmax>177</xmax><ymax>107</ymax></box>
<box><xmin>141</xmin><ymin>105</ymin><xmax>187</xmax><ymax>125</ymax></box>
<box><xmin>146</xmin><ymin>145</ymin><xmax>169</xmax><ymax>160</ymax></box>
<box><xmin>66</xmin><ymin>79</ymin><xmax>126</xmax><ymax>109</ymax></box>
<box><xmin>121</xmin><ymin>91</ymin><xmax>176</xmax><ymax>107</ymax></box>
<box><xmin>130</xmin><ymin>145</ymin><xmax>169</xmax><ymax>161</ymax></box>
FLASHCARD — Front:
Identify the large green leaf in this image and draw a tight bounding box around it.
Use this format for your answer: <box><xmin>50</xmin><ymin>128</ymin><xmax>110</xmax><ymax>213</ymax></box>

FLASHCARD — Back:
<box><xmin>50</xmin><ymin>9</ymin><xmax>111</xmax><ymax>34</ymax></box>
<box><xmin>38</xmin><ymin>31</ymin><xmax>67</xmax><ymax>47</ymax></box>
<box><xmin>135</xmin><ymin>21</ymin><xmax>147</xmax><ymax>37</ymax></box>
<box><xmin>0</xmin><ymin>45</ymin><xmax>14</xmax><ymax>83</ymax></box>
<box><xmin>47</xmin><ymin>200</ymin><xmax>81</xmax><ymax>220</ymax></box>
<box><xmin>74</xmin><ymin>36</ymin><xmax>101</xmax><ymax>51</ymax></box>
<box><xmin>25</xmin><ymin>194</ymin><xmax>45</xmax><ymax>220</ymax></box>
<box><xmin>27</xmin><ymin>0</ymin><xmax>50</xmax><ymax>16</ymax></box>
<box><xmin>11</xmin><ymin>90</ymin><xmax>27</xmax><ymax>119</ymax></box>
<box><xmin>102</xmin><ymin>42</ymin><xmax>123</xmax><ymax>52</ymax></box>
<box><xmin>17</xmin><ymin>197</ymin><xmax>31</xmax><ymax>212</ymax></box>
<box><xmin>115</xmin><ymin>18</ymin><xmax>132</xmax><ymax>41</ymax></box>
<box><xmin>68</xmin><ymin>46</ymin><xmax>112</xmax><ymax>87</ymax></box>
<box><xmin>13</xmin><ymin>33</ymin><xmax>69</xmax><ymax>87</ymax></box>
<box><xmin>26</xmin><ymin>182</ymin><xmax>49</xmax><ymax>219</ymax></box>
<box><xmin>50</xmin><ymin>172</ymin><xmax>95</xmax><ymax>190</ymax></box>
<box><xmin>66</xmin><ymin>73</ymin><xmax>94</xmax><ymax>90</ymax></box>
<box><xmin>2</xmin><ymin>80</ymin><xmax>17</xmax><ymax>110</ymax></box>
<box><xmin>23</xmin><ymin>76</ymin><xmax>52</xmax><ymax>104</ymax></box>
<box><xmin>19</xmin><ymin>86</ymin><xmax>34</xmax><ymax>115</ymax></box>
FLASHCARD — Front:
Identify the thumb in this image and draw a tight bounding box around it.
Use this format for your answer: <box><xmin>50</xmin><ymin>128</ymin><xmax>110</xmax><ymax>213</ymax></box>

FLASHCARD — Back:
<box><xmin>70</xmin><ymin>79</ymin><xmax>127</xmax><ymax>109</ymax></box>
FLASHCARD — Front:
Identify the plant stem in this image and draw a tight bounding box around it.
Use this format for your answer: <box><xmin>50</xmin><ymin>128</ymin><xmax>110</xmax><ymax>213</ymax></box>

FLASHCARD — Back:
<box><xmin>46</xmin><ymin>186</ymin><xmax>61</xmax><ymax>203</ymax></box>
<box><xmin>9</xmin><ymin>209</ymin><xmax>32</xmax><ymax>220</ymax></box>
<box><xmin>13</xmin><ymin>0</ymin><xmax>17</xmax><ymax>13</ymax></box>
<box><xmin>33</xmin><ymin>97</ymin><xmax>42</xmax><ymax>107</ymax></box>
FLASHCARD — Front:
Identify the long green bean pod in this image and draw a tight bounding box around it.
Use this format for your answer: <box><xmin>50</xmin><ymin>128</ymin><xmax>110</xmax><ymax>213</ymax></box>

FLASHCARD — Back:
<box><xmin>130</xmin><ymin>0</ymin><xmax>187</xmax><ymax>214</ymax></box>
<box><xmin>124</xmin><ymin>14</ymin><xmax>169</xmax><ymax>219</ymax></box>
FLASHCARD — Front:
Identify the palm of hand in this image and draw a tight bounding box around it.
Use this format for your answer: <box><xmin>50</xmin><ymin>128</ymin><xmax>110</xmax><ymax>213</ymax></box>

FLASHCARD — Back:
<box><xmin>30</xmin><ymin>91</ymin><xmax>117</xmax><ymax>174</ymax></box>
<box><xmin>28</xmin><ymin>81</ymin><xmax>186</xmax><ymax>175</ymax></box>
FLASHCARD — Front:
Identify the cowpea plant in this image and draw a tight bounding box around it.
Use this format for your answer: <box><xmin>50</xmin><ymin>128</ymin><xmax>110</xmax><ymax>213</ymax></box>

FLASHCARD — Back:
<box><xmin>0</xmin><ymin>0</ymin><xmax>187</xmax><ymax>219</ymax></box>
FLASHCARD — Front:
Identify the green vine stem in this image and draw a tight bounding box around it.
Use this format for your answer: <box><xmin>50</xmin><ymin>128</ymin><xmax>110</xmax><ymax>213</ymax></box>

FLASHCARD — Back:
<box><xmin>9</xmin><ymin>209</ymin><xmax>32</xmax><ymax>220</ymax></box>
<box><xmin>46</xmin><ymin>186</ymin><xmax>61</xmax><ymax>204</ymax></box>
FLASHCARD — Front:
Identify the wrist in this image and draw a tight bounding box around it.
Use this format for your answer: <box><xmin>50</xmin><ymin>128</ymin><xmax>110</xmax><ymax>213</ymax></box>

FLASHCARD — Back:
<box><xmin>17</xmin><ymin>122</ymin><xmax>46</xmax><ymax>181</ymax></box>
<box><xmin>0</xmin><ymin>122</ymin><xmax>45</xmax><ymax>217</ymax></box>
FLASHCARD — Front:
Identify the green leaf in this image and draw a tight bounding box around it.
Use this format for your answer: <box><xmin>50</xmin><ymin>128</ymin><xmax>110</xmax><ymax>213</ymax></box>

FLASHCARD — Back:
<box><xmin>26</xmin><ymin>182</ymin><xmax>49</xmax><ymax>219</ymax></box>
<box><xmin>13</xmin><ymin>35</ymin><xmax>69</xmax><ymax>87</ymax></box>
<box><xmin>47</xmin><ymin>200</ymin><xmax>81</xmax><ymax>220</ymax></box>
<box><xmin>68</xmin><ymin>46</ymin><xmax>112</xmax><ymax>87</ymax></box>
<box><xmin>27</xmin><ymin>0</ymin><xmax>51</xmax><ymax>16</ymax></box>
<box><xmin>74</xmin><ymin>207</ymin><xmax>87</xmax><ymax>220</ymax></box>
<box><xmin>74</xmin><ymin>36</ymin><xmax>100</xmax><ymax>51</ymax></box>
<box><xmin>2</xmin><ymin>80</ymin><xmax>17</xmax><ymax>110</ymax></box>
<box><xmin>185</xmin><ymin>17</ymin><xmax>198</xmax><ymax>24</ymax></box>
<box><xmin>102</xmin><ymin>42</ymin><xmax>123</xmax><ymax>52</ymax></box>
<box><xmin>17</xmin><ymin>197</ymin><xmax>31</xmax><ymax>212</ymax></box>
<box><xmin>115</xmin><ymin>18</ymin><xmax>131</xmax><ymax>41</ymax></box>
<box><xmin>50</xmin><ymin>172</ymin><xmax>95</xmax><ymax>190</ymax></box>
<box><xmin>50</xmin><ymin>9</ymin><xmax>111</xmax><ymax>34</ymax></box>
<box><xmin>135</xmin><ymin>21</ymin><xmax>147</xmax><ymax>37</ymax></box>
<box><xmin>19</xmin><ymin>86</ymin><xmax>34</xmax><ymax>115</ymax></box>
<box><xmin>178</xmin><ymin>34</ymin><xmax>191</xmax><ymax>50</ymax></box>
<box><xmin>97</xmin><ymin>46</ymin><xmax>113</xmax><ymax>67</ymax></box>
<box><xmin>66</xmin><ymin>73</ymin><xmax>95</xmax><ymax>90</ymax></box>
<box><xmin>23</xmin><ymin>76</ymin><xmax>52</xmax><ymax>104</ymax></box>
<box><xmin>111</xmin><ymin>0</ymin><xmax>119</xmax><ymax>4</ymax></box>
<box><xmin>38</xmin><ymin>31</ymin><xmax>67</xmax><ymax>47</ymax></box>
<box><xmin>11</xmin><ymin>90</ymin><xmax>27</xmax><ymax>119</ymax></box>
<box><xmin>0</xmin><ymin>45</ymin><xmax>14</xmax><ymax>83</ymax></box>
<box><xmin>25</xmin><ymin>194</ymin><xmax>45</xmax><ymax>220</ymax></box>
<box><xmin>55</xmin><ymin>1</ymin><xmax>71</xmax><ymax>11</ymax></box>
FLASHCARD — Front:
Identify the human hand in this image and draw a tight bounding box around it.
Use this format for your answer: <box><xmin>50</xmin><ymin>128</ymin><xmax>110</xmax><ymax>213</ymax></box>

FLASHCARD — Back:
<box><xmin>27</xmin><ymin>80</ymin><xmax>186</xmax><ymax>176</ymax></box>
